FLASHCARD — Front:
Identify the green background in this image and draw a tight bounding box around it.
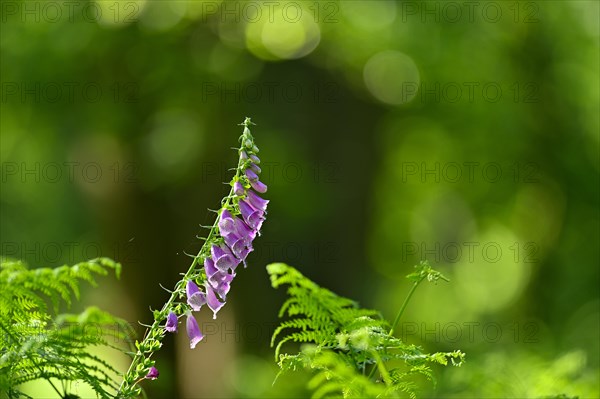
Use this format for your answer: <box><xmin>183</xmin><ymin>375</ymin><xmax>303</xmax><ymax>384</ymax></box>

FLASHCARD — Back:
<box><xmin>1</xmin><ymin>1</ymin><xmax>598</xmax><ymax>397</ymax></box>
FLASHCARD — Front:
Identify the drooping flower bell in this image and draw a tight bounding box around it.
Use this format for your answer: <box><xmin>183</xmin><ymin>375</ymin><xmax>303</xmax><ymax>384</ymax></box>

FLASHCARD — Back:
<box><xmin>211</xmin><ymin>244</ymin><xmax>240</xmax><ymax>272</ymax></box>
<box><xmin>233</xmin><ymin>216</ymin><xmax>257</xmax><ymax>241</ymax></box>
<box><xmin>165</xmin><ymin>311</ymin><xmax>178</xmax><ymax>333</ymax></box>
<box><xmin>186</xmin><ymin>280</ymin><xmax>206</xmax><ymax>311</ymax></box>
<box><xmin>213</xmin><ymin>272</ymin><xmax>233</xmax><ymax>300</ymax></box>
<box><xmin>245</xmin><ymin>168</ymin><xmax>259</xmax><ymax>182</ymax></box>
<box><xmin>204</xmin><ymin>257</ymin><xmax>221</xmax><ymax>287</ymax></box>
<box><xmin>246</xmin><ymin>190</ymin><xmax>269</xmax><ymax>212</ymax></box>
<box><xmin>233</xmin><ymin>181</ymin><xmax>245</xmax><ymax>196</ymax></box>
<box><xmin>145</xmin><ymin>366</ymin><xmax>159</xmax><ymax>380</ymax></box>
<box><xmin>186</xmin><ymin>313</ymin><xmax>204</xmax><ymax>349</ymax></box>
<box><xmin>239</xmin><ymin>199</ymin><xmax>265</xmax><ymax>231</ymax></box>
<box><xmin>249</xmin><ymin>163</ymin><xmax>261</xmax><ymax>174</ymax></box>
<box><xmin>218</xmin><ymin>209</ymin><xmax>238</xmax><ymax>236</ymax></box>
<box><xmin>205</xmin><ymin>283</ymin><xmax>225</xmax><ymax>319</ymax></box>
<box><xmin>223</xmin><ymin>232</ymin><xmax>252</xmax><ymax>260</ymax></box>
<box><xmin>250</xmin><ymin>179</ymin><xmax>267</xmax><ymax>193</ymax></box>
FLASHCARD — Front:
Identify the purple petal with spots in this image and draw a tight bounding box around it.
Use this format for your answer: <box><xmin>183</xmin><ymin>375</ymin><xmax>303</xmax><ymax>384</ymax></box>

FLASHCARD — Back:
<box><xmin>207</xmin><ymin>269</ymin><xmax>226</xmax><ymax>289</ymax></box>
<box><xmin>223</xmin><ymin>232</ymin><xmax>253</xmax><ymax>260</ymax></box>
<box><xmin>211</xmin><ymin>244</ymin><xmax>240</xmax><ymax>272</ymax></box>
<box><xmin>218</xmin><ymin>209</ymin><xmax>238</xmax><ymax>236</ymax></box>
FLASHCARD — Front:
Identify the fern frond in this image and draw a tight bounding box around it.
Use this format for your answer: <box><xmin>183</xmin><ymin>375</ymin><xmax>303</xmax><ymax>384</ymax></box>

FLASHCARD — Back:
<box><xmin>267</xmin><ymin>263</ymin><xmax>383</xmax><ymax>357</ymax></box>
<box><xmin>307</xmin><ymin>350</ymin><xmax>386</xmax><ymax>399</ymax></box>
<box><xmin>267</xmin><ymin>262</ymin><xmax>465</xmax><ymax>398</ymax></box>
<box><xmin>0</xmin><ymin>257</ymin><xmax>130</xmax><ymax>398</ymax></box>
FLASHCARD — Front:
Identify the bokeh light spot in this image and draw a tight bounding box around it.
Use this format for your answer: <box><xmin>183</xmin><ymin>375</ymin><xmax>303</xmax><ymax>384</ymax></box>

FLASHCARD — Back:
<box><xmin>245</xmin><ymin>4</ymin><xmax>321</xmax><ymax>60</ymax></box>
<box><xmin>454</xmin><ymin>224</ymin><xmax>531</xmax><ymax>314</ymax></box>
<box><xmin>363</xmin><ymin>51</ymin><xmax>420</xmax><ymax>105</ymax></box>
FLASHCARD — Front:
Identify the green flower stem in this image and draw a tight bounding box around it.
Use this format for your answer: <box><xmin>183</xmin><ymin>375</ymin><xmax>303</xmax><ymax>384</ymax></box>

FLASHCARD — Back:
<box><xmin>366</xmin><ymin>279</ymin><xmax>423</xmax><ymax>382</ymax></box>
<box><xmin>369</xmin><ymin>262</ymin><xmax>449</xmax><ymax>382</ymax></box>
<box><xmin>390</xmin><ymin>266</ymin><xmax>449</xmax><ymax>336</ymax></box>
<box><xmin>116</xmin><ymin>118</ymin><xmax>256</xmax><ymax>398</ymax></box>
<box><xmin>388</xmin><ymin>279</ymin><xmax>421</xmax><ymax>337</ymax></box>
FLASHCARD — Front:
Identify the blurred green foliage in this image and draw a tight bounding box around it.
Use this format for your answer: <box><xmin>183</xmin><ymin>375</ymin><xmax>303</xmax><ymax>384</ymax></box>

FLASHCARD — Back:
<box><xmin>1</xmin><ymin>0</ymin><xmax>598</xmax><ymax>397</ymax></box>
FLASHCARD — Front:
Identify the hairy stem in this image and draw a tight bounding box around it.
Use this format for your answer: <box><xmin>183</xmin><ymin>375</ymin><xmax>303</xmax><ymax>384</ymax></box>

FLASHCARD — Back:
<box><xmin>116</xmin><ymin>118</ymin><xmax>255</xmax><ymax>398</ymax></box>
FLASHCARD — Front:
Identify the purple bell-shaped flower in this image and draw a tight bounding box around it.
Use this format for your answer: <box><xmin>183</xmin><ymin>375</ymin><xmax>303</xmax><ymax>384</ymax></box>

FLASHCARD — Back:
<box><xmin>186</xmin><ymin>313</ymin><xmax>204</xmax><ymax>349</ymax></box>
<box><xmin>239</xmin><ymin>199</ymin><xmax>264</xmax><ymax>231</ymax></box>
<box><xmin>211</xmin><ymin>244</ymin><xmax>240</xmax><ymax>272</ymax></box>
<box><xmin>165</xmin><ymin>311</ymin><xmax>178</xmax><ymax>333</ymax></box>
<box><xmin>186</xmin><ymin>280</ymin><xmax>206</xmax><ymax>311</ymax></box>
